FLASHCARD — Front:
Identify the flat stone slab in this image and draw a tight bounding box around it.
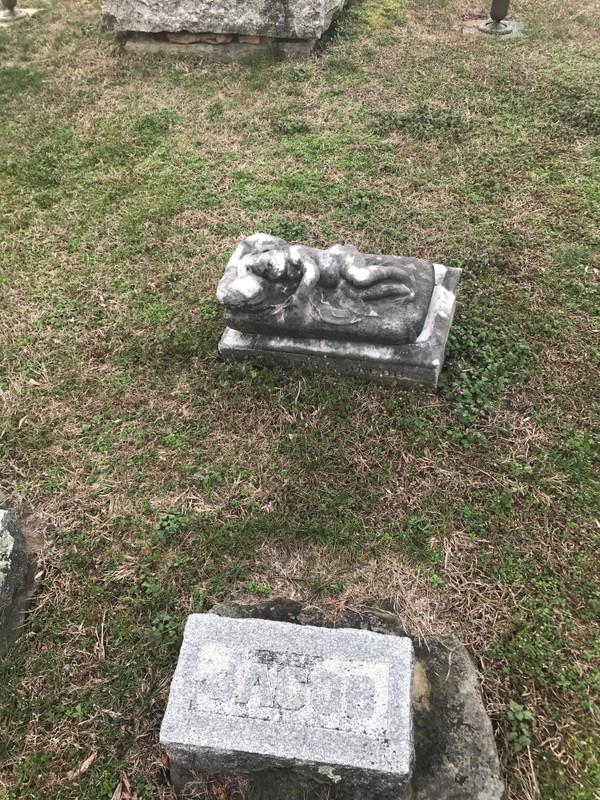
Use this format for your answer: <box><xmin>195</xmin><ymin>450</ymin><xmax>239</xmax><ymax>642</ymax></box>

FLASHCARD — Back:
<box><xmin>103</xmin><ymin>0</ymin><xmax>346</xmax><ymax>39</ymax></box>
<box><xmin>411</xmin><ymin>636</ymin><xmax>506</xmax><ymax>800</ymax></box>
<box><xmin>160</xmin><ymin>615</ymin><xmax>414</xmax><ymax>799</ymax></box>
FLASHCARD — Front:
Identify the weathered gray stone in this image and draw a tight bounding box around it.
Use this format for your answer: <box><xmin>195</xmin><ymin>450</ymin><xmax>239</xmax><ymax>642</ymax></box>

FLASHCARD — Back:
<box><xmin>216</xmin><ymin>234</ymin><xmax>461</xmax><ymax>389</ymax></box>
<box><xmin>207</xmin><ymin>600</ymin><xmax>506</xmax><ymax>800</ymax></box>
<box><xmin>0</xmin><ymin>510</ymin><xmax>28</xmax><ymax>619</ymax></box>
<box><xmin>103</xmin><ymin>0</ymin><xmax>347</xmax><ymax>39</ymax></box>
<box><xmin>160</xmin><ymin>614</ymin><xmax>414</xmax><ymax>799</ymax></box>
<box><xmin>411</xmin><ymin>636</ymin><xmax>506</xmax><ymax>800</ymax></box>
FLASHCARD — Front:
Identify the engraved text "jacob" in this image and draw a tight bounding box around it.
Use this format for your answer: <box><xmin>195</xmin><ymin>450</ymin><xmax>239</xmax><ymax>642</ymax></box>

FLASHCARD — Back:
<box><xmin>192</xmin><ymin>645</ymin><xmax>390</xmax><ymax>739</ymax></box>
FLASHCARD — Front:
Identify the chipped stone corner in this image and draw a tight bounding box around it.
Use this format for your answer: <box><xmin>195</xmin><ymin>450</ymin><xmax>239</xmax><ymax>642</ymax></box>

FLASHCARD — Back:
<box><xmin>317</xmin><ymin>765</ymin><xmax>342</xmax><ymax>783</ymax></box>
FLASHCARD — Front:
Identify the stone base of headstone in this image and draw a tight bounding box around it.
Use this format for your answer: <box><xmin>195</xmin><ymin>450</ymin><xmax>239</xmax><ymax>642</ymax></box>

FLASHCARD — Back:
<box><xmin>0</xmin><ymin>7</ymin><xmax>40</xmax><ymax>26</ymax></box>
<box><xmin>219</xmin><ymin>265</ymin><xmax>461</xmax><ymax>391</ymax></box>
<box><xmin>161</xmin><ymin>599</ymin><xmax>506</xmax><ymax>800</ymax></box>
<box><xmin>123</xmin><ymin>32</ymin><xmax>316</xmax><ymax>60</ymax></box>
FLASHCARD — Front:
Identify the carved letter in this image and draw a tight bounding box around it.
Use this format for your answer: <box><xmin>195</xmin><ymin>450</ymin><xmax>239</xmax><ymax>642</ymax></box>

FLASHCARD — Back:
<box><xmin>235</xmin><ymin>662</ymin><xmax>274</xmax><ymax>709</ymax></box>
<box><xmin>345</xmin><ymin>675</ymin><xmax>377</xmax><ymax>723</ymax></box>
<box><xmin>310</xmin><ymin>670</ymin><xmax>343</xmax><ymax>717</ymax></box>
<box><xmin>275</xmin><ymin>666</ymin><xmax>309</xmax><ymax>711</ymax></box>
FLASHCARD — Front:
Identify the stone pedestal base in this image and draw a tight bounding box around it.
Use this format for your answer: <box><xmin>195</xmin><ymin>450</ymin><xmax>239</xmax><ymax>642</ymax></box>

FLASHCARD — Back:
<box><xmin>124</xmin><ymin>33</ymin><xmax>316</xmax><ymax>60</ymax></box>
<box><xmin>219</xmin><ymin>265</ymin><xmax>461</xmax><ymax>391</ymax></box>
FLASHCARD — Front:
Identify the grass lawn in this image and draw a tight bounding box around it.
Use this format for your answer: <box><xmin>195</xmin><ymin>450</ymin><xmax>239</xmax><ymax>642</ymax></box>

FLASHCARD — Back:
<box><xmin>1</xmin><ymin>0</ymin><xmax>599</xmax><ymax>797</ymax></box>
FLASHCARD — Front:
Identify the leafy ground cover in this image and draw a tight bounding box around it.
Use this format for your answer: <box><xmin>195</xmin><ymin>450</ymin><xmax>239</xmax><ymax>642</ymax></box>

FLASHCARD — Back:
<box><xmin>0</xmin><ymin>0</ymin><xmax>599</xmax><ymax>798</ymax></box>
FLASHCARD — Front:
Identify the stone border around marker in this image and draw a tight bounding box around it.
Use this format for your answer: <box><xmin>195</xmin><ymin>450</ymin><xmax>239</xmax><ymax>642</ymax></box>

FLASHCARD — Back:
<box><xmin>160</xmin><ymin>600</ymin><xmax>506</xmax><ymax>799</ymax></box>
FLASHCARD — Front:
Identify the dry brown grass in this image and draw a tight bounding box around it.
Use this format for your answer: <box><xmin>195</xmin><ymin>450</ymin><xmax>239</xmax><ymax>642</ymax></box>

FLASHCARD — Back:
<box><xmin>1</xmin><ymin>0</ymin><xmax>599</xmax><ymax>797</ymax></box>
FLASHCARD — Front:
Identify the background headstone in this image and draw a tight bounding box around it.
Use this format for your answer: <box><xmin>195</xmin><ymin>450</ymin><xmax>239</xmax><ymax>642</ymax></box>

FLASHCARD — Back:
<box><xmin>102</xmin><ymin>0</ymin><xmax>347</xmax><ymax>40</ymax></box>
<box><xmin>0</xmin><ymin>510</ymin><xmax>28</xmax><ymax>622</ymax></box>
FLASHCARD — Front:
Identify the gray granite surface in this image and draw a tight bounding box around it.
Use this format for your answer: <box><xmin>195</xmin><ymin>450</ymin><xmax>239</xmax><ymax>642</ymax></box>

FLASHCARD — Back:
<box><xmin>160</xmin><ymin>614</ymin><xmax>414</xmax><ymax>799</ymax></box>
<box><xmin>103</xmin><ymin>0</ymin><xmax>346</xmax><ymax>38</ymax></box>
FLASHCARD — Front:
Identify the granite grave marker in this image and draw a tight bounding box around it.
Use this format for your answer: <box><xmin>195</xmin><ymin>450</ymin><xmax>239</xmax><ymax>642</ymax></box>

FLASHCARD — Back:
<box><xmin>160</xmin><ymin>614</ymin><xmax>414</xmax><ymax>799</ymax></box>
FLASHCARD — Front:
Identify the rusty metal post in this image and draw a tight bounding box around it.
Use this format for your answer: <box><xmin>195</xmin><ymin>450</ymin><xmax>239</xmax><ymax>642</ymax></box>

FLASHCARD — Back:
<box><xmin>490</xmin><ymin>0</ymin><xmax>510</xmax><ymax>24</ymax></box>
<box><xmin>479</xmin><ymin>0</ymin><xmax>512</xmax><ymax>34</ymax></box>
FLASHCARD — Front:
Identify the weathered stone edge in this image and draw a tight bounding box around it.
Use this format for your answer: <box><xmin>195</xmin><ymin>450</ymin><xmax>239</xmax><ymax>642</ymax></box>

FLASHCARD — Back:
<box><xmin>124</xmin><ymin>35</ymin><xmax>316</xmax><ymax>60</ymax></box>
<box><xmin>0</xmin><ymin>510</ymin><xmax>28</xmax><ymax>617</ymax></box>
